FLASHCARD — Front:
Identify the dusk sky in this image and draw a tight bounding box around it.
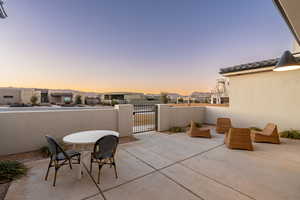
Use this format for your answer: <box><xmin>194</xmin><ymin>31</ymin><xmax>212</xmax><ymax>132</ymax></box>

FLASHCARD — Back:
<box><xmin>0</xmin><ymin>0</ymin><xmax>293</xmax><ymax>95</ymax></box>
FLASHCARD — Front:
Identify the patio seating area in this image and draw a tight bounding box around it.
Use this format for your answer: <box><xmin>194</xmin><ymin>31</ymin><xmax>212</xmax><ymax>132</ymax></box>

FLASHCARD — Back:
<box><xmin>4</xmin><ymin>127</ymin><xmax>300</xmax><ymax>200</ymax></box>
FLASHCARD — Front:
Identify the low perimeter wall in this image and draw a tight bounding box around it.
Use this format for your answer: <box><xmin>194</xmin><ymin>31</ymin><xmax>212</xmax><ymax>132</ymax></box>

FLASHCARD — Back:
<box><xmin>204</xmin><ymin>105</ymin><xmax>297</xmax><ymax>131</ymax></box>
<box><xmin>204</xmin><ymin>106</ymin><xmax>231</xmax><ymax>125</ymax></box>
<box><xmin>0</xmin><ymin>105</ymin><xmax>133</xmax><ymax>155</ymax></box>
<box><xmin>157</xmin><ymin>105</ymin><xmax>205</xmax><ymax>131</ymax></box>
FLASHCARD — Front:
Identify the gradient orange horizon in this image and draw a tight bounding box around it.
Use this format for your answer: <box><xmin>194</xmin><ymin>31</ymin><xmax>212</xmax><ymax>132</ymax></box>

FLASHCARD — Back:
<box><xmin>0</xmin><ymin>82</ymin><xmax>212</xmax><ymax>96</ymax></box>
<box><xmin>1</xmin><ymin>45</ymin><xmax>216</xmax><ymax>96</ymax></box>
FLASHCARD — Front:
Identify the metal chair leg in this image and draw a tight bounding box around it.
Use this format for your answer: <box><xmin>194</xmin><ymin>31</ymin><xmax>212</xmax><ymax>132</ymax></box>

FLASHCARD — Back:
<box><xmin>45</xmin><ymin>158</ymin><xmax>52</xmax><ymax>181</ymax></box>
<box><xmin>53</xmin><ymin>167</ymin><xmax>58</xmax><ymax>187</ymax></box>
<box><xmin>68</xmin><ymin>159</ymin><xmax>72</xmax><ymax>169</ymax></box>
<box><xmin>97</xmin><ymin>164</ymin><xmax>103</xmax><ymax>184</ymax></box>
<box><xmin>113</xmin><ymin>163</ymin><xmax>118</xmax><ymax>179</ymax></box>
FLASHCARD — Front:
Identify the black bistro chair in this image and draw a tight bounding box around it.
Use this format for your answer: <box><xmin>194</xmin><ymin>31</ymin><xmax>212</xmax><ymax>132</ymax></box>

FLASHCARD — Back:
<box><xmin>90</xmin><ymin>135</ymin><xmax>119</xmax><ymax>184</ymax></box>
<box><xmin>44</xmin><ymin>135</ymin><xmax>81</xmax><ymax>186</ymax></box>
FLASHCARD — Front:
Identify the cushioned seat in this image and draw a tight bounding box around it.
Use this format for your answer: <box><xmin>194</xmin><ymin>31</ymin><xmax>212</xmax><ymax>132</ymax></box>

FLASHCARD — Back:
<box><xmin>56</xmin><ymin>149</ymin><xmax>81</xmax><ymax>160</ymax></box>
<box><xmin>91</xmin><ymin>151</ymin><xmax>113</xmax><ymax>160</ymax></box>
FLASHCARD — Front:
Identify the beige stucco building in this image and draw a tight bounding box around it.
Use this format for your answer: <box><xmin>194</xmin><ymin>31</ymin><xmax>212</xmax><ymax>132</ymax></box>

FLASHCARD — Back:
<box><xmin>0</xmin><ymin>88</ymin><xmax>94</xmax><ymax>105</ymax></box>
<box><xmin>0</xmin><ymin>88</ymin><xmax>41</xmax><ymax>105</ymax></box>
<box><xmin>101</xmin><ymin>92</ymin><xmax>146</xmax><ymax>104</ymax></box>
<box><xmin>218</xmin><ymin>42</ymin><xmax>300</xmax><ymax>130</ymax></box>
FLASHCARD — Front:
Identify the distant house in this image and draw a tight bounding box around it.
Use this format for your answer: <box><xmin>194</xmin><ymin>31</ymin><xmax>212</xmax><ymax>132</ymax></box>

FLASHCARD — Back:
<box><xmin>145</xmin><ymin>94</ymin><xmax>160</xmax><ymax>101</ymax></box>
<box><xmin>0</xmin><ymin>87</ymin><xmax>41</xmax><ymax>105</ymax></box>
<box><xmin>47</xmin><ymin>90</ymin><xmax>99</xmax><ymax>105</ymax></box>
<box><xmin>100</xmin><ymin>92</ymin><xmax>146</xmax><ymax>104</ymax></box>
<box><xmin>177</xmin><ymin>96</ymin><xmax>193</xmax><ymax>104</ymax></box>
<box><xmin>166</xmin><ymin>93</ymin><xmax>181</xmax><ymax>103</ymax></box>
<box><xmin>84</xmin><ymin>93</ymin><xmax>101</xmax><ymax>105</ymax></box>
<box><xmin>190</xmin><ymin>92</ymin><xmax>211</xmax><ymax>103</ymax></box>
<box><xmin>48</xmin><ymin>91</ymin><xmax>74</xmax><ymax>104</ymax></box>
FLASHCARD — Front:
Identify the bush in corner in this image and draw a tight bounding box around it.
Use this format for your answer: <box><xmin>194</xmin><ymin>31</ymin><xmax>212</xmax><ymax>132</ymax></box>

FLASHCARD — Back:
<box><xmin>0</xmin><ymin>160</ymin><xmax>27</xmax><ymax>183</ymax></box>
<box><xmin>187</xmin><ymin>122</ymin><xmax>202</xmax><ymax>128</ymax></box>
<box><xmin>280</xmin><ymin>129</ymin><xmax>300</xmax><ymax>139</ymax></box>
<box><xmin>169</xmin><ymin>127</ymin><xmax>184</xmax><ymax>133</ymax></box>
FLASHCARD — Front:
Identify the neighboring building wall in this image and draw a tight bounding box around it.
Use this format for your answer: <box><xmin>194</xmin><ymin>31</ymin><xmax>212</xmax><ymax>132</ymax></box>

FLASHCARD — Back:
<box><xmin>49</xmin><ymin>96</ymin><xmax>61</xmax><ymax>104</ymax></box>
<box><xmin>101</xmin><ymin>93</ymin><xmax>153</xmax><ymax>104</ymax></box>
<box><xmin>85</xmin><ymin>97</ymin><xmax>100</xmax><ymax>105</ymax></box>
<box><xmin>225</xmin><ymin>69</ymin><xmax>300</xmax><ymax>131</ymax></box>
<box><xmin>20</xmin><ymin>89</ymin><xmax>41</xmax><ymax>104</ymax></box>
<box><xmin>157</xmin><ymin>105</ymin><xmax>205</xmax><ymax>131</ymax></box>
<box><xmin>125</xmin><ymin>93</ymin><xmax>145</xmax><ymax>101</ymax></box>
<box><xmin>0</xmin><ymin>88</ymin><xmax>20</xmax><ymax>105</ymax></box>
<box><xmin>0</xmin><ymin>105</ymin><xmax>133</xmax><ymax>155</ymax></box>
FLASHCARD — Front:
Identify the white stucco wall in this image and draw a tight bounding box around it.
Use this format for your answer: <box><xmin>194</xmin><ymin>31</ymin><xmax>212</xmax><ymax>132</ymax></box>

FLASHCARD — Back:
<box><xmin>115</xmin><ymin>104</ymin><xmax>133</xmax><ymax>137</ymax></box>
<box><xmin>0</xmin><ymin>106</ymin><xmax>133</xmax><ymax>155</ymax></box>
<box><xmin>204</xmin><ymin>106</ymin><xmax>231</xmax><ymax>125</ymax></box>
<box><xmin>157</xmin><ymin>105</ymin><xmax>205</xmax><ymax>131</ymax></box>
<box><xmin>226</xmin><ymin>69</ymin><xmax>300</xmax><ymax>131</ymax></box>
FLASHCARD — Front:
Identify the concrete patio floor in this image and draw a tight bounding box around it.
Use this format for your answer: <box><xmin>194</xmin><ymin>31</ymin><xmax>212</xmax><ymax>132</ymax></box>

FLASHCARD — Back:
<box><xmin>5</xmin><ymin>129</ymin><xmax>300</xmax><ymax>200</ymax></box>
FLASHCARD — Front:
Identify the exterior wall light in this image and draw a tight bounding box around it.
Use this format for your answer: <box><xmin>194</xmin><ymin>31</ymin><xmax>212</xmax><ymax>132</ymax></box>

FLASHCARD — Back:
<box><xmin>274</xmin><ymin>51</ymin><xmax>300</xmax><ymax>72</ymax></box>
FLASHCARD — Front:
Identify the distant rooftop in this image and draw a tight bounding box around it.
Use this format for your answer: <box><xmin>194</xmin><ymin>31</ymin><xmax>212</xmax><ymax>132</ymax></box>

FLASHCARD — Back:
<box><xmin>220</xmin><ymin>58</ymin><xmax>278</xmax><ymax>74</ymax></box>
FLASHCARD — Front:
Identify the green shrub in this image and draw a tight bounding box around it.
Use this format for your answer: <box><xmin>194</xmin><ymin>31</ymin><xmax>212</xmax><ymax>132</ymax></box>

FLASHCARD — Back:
<box><xmin>169</xmin><ymin>127</ymin><xmax>184</xmax><ymax>133</ymax></box>
<box><xmin>187</xmin><ymin>122</ymin><xmax>202</xmax><ymax>128</ymax></box>
<box><xmin>39</xmin><ymin>146</ymin><xmax>51</xmax><ymax>157</ymax></box>
<box><xmin>30</xmin><ymin>95</ymin><xmax>38</xmax><ymax>105</ymax></box>
<box><xmin>75</xmin><ymin>95</ymin><xmax>82</xmax><ymax>104</ymax></box>
<box><xmin>111</xmin><ymin>100</ymin><xmax>119</xmax><ymax>106</ymax></box>
<box><xmin>0</xmin><ymin>160</ymin><xmax>27</xmax><ymax>182</ymax></box>
<box><xmin>249</xmin><ymin>127</ymin><xmax>262</xmax><ymax>131</ymax></box>
<box><xmin>280</xmin><ymin>130</ymin><xmax>300</xmax><ymax>139</ymax></box>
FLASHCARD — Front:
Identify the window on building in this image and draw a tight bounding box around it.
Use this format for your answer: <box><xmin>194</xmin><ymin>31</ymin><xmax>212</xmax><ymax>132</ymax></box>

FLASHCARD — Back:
<box><xmin>3</xmin><ymin>96</ymin><xmax>13</xmax><ymax>98</ymax></box>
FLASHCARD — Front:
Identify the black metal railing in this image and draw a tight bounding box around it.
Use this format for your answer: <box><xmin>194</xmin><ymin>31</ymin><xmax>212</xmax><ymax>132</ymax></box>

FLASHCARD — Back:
<box><xmin>133</xmin><ymin>104</ymin><xmax>157</xmax><ymax>133</ymax></box>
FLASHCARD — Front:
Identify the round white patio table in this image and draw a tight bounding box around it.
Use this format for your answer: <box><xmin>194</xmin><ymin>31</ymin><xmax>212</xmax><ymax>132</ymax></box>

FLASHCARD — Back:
<box><xmin>63</xmin><ymin>130</ymin><xmax>119</xmax><ymax>179</ymax></box>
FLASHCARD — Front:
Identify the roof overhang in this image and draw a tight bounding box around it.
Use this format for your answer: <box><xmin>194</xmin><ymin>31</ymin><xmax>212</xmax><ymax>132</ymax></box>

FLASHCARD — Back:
<box><xmin>273</xmin><ymin>0</ymin><xmax>300</xmax><ymax>46</ymax></box>
<box><xmin>221</xmin><ymin>66</ymin><xmax>274</xmax><ymax>77</ymax></box>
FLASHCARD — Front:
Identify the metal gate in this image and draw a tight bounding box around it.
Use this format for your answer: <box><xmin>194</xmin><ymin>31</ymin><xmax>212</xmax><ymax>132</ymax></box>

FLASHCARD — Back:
<box><xmin>133</xmin><ymin>104</ymin><xmax>157</xmax><ymax>133</ymax></box>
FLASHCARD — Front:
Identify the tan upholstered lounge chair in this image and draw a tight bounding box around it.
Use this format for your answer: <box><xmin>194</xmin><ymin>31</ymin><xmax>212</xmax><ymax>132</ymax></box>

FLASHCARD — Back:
<box><xmin>187</xmin><ymin>121</ymin><xmax>211</xmax><ymax>138</ymax></box>
<box><xmin>225</xmin><ymin>128</ymin><xmax>253</xmax><ymax>151</ymax></box>
<box><xmin>251</xmin><ymin>123</ymin><xmax>280</xmax><ymax>144</ymax></box>
<box><xmin>216</xmin><ymin>118</ymin><xmax>232</xmax><ymax>134</ymax></box>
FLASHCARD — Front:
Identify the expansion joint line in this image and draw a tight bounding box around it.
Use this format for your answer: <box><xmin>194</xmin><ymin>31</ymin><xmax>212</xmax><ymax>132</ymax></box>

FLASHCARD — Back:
<box><xmin>82</xmin><ymin>163</ymin><xmax>107</xmax><ymax>200</ymax></box>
